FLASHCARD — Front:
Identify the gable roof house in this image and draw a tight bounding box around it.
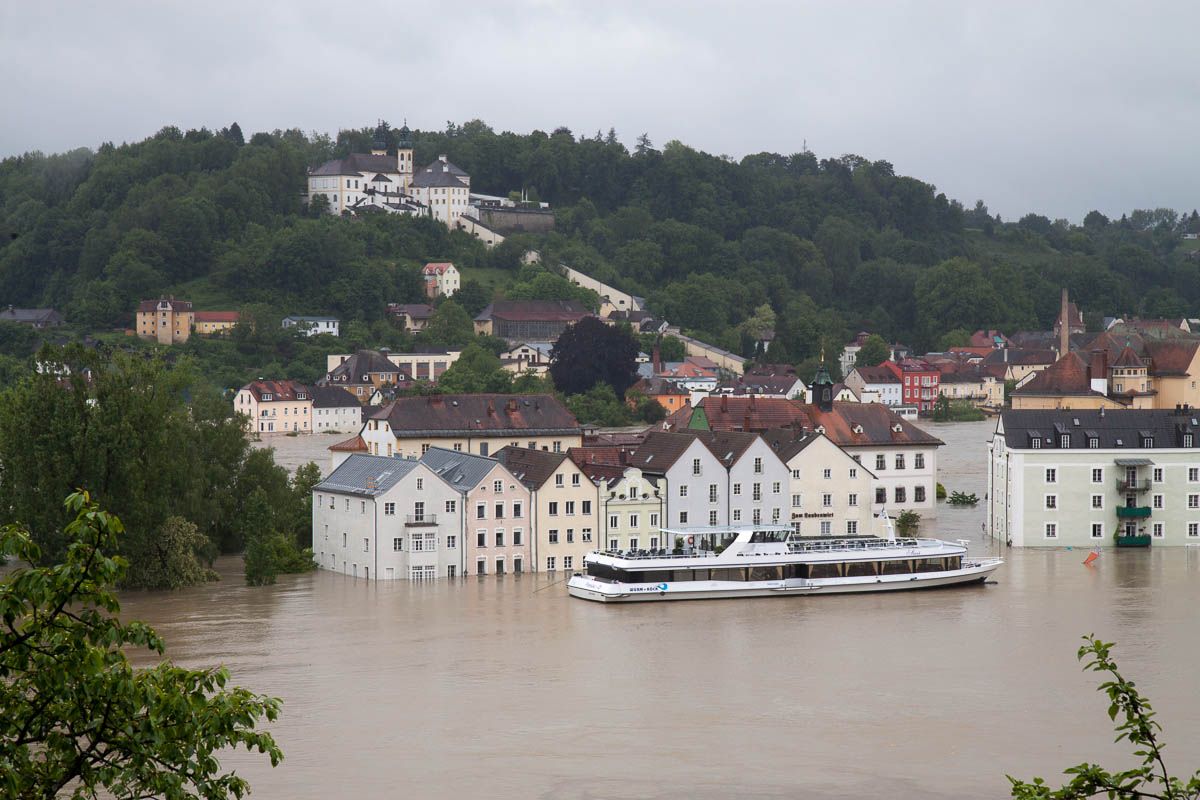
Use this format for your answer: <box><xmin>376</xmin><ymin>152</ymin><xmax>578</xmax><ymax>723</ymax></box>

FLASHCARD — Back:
<box><xmin>473</xmin><ymin>300</ymin><xmax>592</xmax><ymax>340</ymax></box>
<box><xmin>0</xmin><ymin>306</ymin><xmax>64</xmax><ymax>328</ymax></box>
<box><xmin>354</xmin><ymin>393</ymin><xmax>582</xmax><ymax>462</ymax></box>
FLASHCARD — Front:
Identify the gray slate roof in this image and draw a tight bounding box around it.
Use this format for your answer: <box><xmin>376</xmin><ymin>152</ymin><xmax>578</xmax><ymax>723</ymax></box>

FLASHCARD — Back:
<box><xmin>1000</xmin><ymin>409</ymin><xmax>1200</xmax><ymax>450</ymax></box>
<box><xmin>419</xmin><ymin>447</ymin><xmax>500</xmax><ymax>491</ymax></box>
<box><xmin>310</xmin><ymin>385</ymin><xmax>360</xmax><ymax>409</ymax></box>
<box><xmin>316</xmin><ymin>454</ymin><xmax>419</xmax><ymax>497</ymax></box>
<box><xmin>410</xmin><ymin>169</ymin><xmax>468</xmax><ymax>189</ymax></box>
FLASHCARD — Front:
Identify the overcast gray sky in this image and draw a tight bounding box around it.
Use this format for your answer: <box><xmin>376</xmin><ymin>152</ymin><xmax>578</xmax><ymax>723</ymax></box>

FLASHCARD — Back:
<box><xmin>2</xmin><ymin>1</ymin><xmax>1197</xmax><ymax>221</ymax></box>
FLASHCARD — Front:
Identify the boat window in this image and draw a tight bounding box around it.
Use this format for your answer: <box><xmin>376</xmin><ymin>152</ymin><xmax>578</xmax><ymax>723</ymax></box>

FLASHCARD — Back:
<box><xmin>844</xmin><ymin>561</ymin><xmax>877</xmax><ymax>577</ymax></box>
<box><xmin>808</xmin><ymin>563</ymin><xmax>840</xmax><ymax>579</ymax></box>
<box><xmin>748</xmin><ymin>566</ymin><xmax>782</xmax><ymax>581</ymax></box>
<box><xmin>749</xmin><ymin>530</ymin><xmax>790</xmax><ymax>543</ymax></box>
<box><xmin>880</xmin><ymin>560</ymin><xmax>914</xmax><ymax>575</ymax></box>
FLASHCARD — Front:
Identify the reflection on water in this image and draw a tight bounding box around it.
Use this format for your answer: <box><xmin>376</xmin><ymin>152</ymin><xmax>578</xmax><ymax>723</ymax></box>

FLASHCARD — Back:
<box><xmin>120</xmin><ymin>420</ymin><xmax>1200</xmax><ymax>799</ymax></box>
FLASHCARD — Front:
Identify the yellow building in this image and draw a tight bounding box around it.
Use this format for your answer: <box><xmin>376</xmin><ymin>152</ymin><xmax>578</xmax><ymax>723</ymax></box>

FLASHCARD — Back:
<box><xmin>193</xmin><ymin>310</ymin><xmax>240</xmax><ymax>336</ymax></box>
<box><xmin>136</xmin><ymin>298</ymin><xmax>193</xmax><ymax>344</ymax></box>
<box><xmin>343</xmin><ymin>393</ymin><xmax>583</xmax><ymax>465</ymax></box>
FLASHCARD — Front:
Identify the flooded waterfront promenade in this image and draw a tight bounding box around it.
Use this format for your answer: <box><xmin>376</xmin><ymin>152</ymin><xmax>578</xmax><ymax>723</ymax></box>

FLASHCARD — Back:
<box><xmin>125</xmin><ymin>421</ymin><xmax>1200</xmax><ymax>798</ymax></box>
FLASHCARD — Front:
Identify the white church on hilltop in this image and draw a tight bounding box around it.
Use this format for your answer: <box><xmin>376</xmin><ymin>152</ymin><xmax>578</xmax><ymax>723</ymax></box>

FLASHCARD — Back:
<box><xmin>306</xmin><ymin>122</ymin><xmax>471</xmax><ymax>228</ymax></box>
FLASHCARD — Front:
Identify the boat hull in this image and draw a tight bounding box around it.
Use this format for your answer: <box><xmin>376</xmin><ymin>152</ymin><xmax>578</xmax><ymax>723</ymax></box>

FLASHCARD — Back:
<box><xmin>567</xmin><ymin>560</ymin><xmax>1002</xmax><ymax>603</ymax></box>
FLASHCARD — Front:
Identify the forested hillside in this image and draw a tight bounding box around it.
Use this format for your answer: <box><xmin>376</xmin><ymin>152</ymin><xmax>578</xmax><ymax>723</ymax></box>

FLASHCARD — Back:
<box><xmin>2</xmin><ymin>120</ymin><xmax>1198</xmax><ymax>373</ymax></box>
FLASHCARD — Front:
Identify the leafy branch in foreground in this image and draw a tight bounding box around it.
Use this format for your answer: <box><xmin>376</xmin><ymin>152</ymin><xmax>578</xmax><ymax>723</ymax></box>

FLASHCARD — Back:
<box><xmin>1008</xmin><ymin>635</ymin><xmax>1200</xmax><ymax>799</ymax></box>
<box><xmin>0</xmin><ymin>490</ymin><xmax>282</xmax><ymax>799</ymax></box>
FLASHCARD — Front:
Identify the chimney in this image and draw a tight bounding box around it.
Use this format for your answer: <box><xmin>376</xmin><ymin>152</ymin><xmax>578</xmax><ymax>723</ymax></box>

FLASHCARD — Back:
<box><xmin>486</xmin><ymin>399</ymin><xmax>496</xmax><ymax>416</ymax></box>
<box><xmin>720</xmin><ymin>395</ymin><xmax>728</xmax><ymax>413</ymax></box>
<box><xmin>1089</xmin><ymin>349</ymin><xmax>1108</xmax><ymax>395</ymax></box>
<box><xmin>1059</xmin><ymin>287</ymin><xmax>1070</xmax><ymax>356</ymax></box>
<box><xmin>652</xmin><ymin>344</ymin><xmax>662</xmax><ymax>374</ymax></box>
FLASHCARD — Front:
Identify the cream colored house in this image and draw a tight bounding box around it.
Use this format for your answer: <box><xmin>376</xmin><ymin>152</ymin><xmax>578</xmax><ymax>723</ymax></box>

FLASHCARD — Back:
<box><xmin>193</xmin><ymin>311</ymin><xmax>239</xmax><ymax>336</ymax></box>
<box><xmin>136</xmin><ymin>298</ymin><xmax>193</xmax><ymax>344</ymax></box>
<box><xmin>234</xmin><ymin>380</ymin><xmax>313</xmax><ymax>435</ymax></box>
<box><xmin>768</xmin><ymin>432</ymin><xmax>880</xmax><ymax>537</ymax></box>
<box><xmin>347</xmin><ymin>394</ymin><xmax>582</xmax><ymax>465</ymax></box>
<box><xmin>938</xmin><ymin>371</ymin><xmax>1004</xmax><ymax>408</ymax></box>
<box><xmin>596</xmin><ymin>466</ymin><xmax>666</xmax><ymax>552</ymax></box>
<box><xmin>409</xmin><ymin>157</ymin><xmax>471</xmax><ymax>226</ymax></box>
<box><xmin>497</xmin><ymin>446</ymin><xmax>599</xmax><ymax>573</ymax></box>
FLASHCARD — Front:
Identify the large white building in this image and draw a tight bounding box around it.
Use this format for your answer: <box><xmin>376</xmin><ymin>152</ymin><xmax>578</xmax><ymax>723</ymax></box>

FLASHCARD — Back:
<box><xmin>311</xmin><ymin>386</ymin><xmax>362</xmax><ymax>434</ymax></box>
<box><xmin>989</xmin><ymin>408</ymin><xmax>1200</xmax><ymax>547</ymax></box>
<box><xmin>306</xmin><ymin>123</ymin><xmax>472</xmax><ymax>228</ymax></box>
<box><xmin>766</xmin><ymin>432</ymin><xmax>881</xmax><ymax>537</ymax></box>
<box><xmin>313</xmin><ymin>454</ymin><xmax>463</xmax><ymax>580</ymax></box>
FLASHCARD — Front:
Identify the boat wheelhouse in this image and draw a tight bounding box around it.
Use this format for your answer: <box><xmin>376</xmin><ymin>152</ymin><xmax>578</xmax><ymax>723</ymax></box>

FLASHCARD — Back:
<box><xmin>567</xmin><ymin>522</ymin><xmax>1002</xmax><ymax>603</ymax></box>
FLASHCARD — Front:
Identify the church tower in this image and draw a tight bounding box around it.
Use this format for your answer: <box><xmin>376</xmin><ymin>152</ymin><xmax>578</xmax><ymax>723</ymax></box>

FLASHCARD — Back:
<box><xmin>396</xmin><ymin>122</ymin><xmax>414</xmax><ymax>190</ymax></box>
<box><xmin>370</xmin><ymin>120</ymin><xmax>388</xmax><ymax>156</ymax></box>
<box><xmin>812</xmin><ymin>351</ymin><xmax>835</xmax><ymax>412</ymax></box>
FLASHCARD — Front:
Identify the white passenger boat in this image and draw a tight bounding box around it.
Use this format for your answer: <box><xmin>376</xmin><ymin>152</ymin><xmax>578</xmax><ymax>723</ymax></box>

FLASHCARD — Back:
<box><xmin>567</xmin><ymin>516</ymin><xmax>1002</xmax><ymax>603</ymax></box>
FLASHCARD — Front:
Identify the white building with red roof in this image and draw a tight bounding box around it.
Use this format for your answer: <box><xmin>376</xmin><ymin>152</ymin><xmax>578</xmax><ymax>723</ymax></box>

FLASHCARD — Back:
<box><xmin>421</xmin><ymin>261</ymin><xmax>460</xmax><ymax>299</ymax></box>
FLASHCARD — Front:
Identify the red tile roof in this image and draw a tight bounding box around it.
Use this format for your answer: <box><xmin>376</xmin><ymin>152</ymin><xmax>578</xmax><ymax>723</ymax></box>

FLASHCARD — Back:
<box><xmin>241</xmin><ymin>379</ymin><xmax>310</xmax><ymax>402</ymax></box>
<box><xmin>1013</xmin><ymin>352</ymin><xmax>1097</xmax><ymax>396</ymax></box>
<box><xmin>194</xmin><ymin>311</ymin><xmax>240</xmax><ymax>323</ymax></box>
<box><xmin>137</xmin><ymin>298</ymin><xmax>192</xmax><ymax>312</ymax></box>
<box><xmin>1145</xmin><ymin>340</ymin><xmax>1200</xmax><ymax>376</ymax></box>
<box><xmin>422</xmin><ymin>262</ymin><xmax>455</xmax><ymax>274</ymax></box>
<box><xmin>687</xmin><ymin>396</ymin><xmax>809</xmax><ymax>432</ymax></box>
<box><xmin>329</xmin><ymin>435</ymin><xmax>368</xmax><ymax>452</ymax></box>
<box><xmin>369</xmin><ymin>394</ymin><xmax>580</xmax><ymax>436</ymax></box>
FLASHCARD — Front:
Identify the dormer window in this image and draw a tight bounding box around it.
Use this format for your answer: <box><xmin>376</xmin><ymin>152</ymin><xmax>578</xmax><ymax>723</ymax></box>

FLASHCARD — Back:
<box><xmin>892</xmin><ymin>423</ymin><xmax>903</xmax><ymax>433</ymax></box>
<box><xmin>297</xmin><ymin>393</ymin><xmax>307</xmax><ymax>400</ymax></box>
<box><xmin>852</xmin><ymin>424</ymin><xmax>864</xmax><ymax>434</ymax></box>
<box><xmin>1031</xmin><ymin>438</ymin><xmax>1042</xmax><ymax>449</ymax></box>
<box><xmin>1088</xmin><ymin>437</ymin><xmax>1099</xmax><ymax>449</ymax></box>
<box><xmin>1142</xmin><ymin>437</ymin><xmax>1153</xmax><ymax>448</ymax></box>
<box><xmin>261</xmin><ymin>393</ymin><xmax>273</xmax><ymax>401</ymax></box>
<box><xmin>1059</xmin><ymin>434</ymin><xmax>1070</xmax><ymax>448</ymax></box>
<box><xmin>1186</xmin><ymin>434</ymin><xmax>1195</xmax><ymax>448</ymax></box>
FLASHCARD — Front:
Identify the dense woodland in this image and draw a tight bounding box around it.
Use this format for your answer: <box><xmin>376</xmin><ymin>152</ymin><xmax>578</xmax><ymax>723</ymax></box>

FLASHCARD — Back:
<box><xmin>2</xmin><ymin>120</ymin><xmax>1199</xmax><ymax>385</ymax></box>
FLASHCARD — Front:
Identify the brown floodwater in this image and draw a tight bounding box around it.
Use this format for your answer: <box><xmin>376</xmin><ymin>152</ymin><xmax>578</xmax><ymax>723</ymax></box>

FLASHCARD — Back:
<box><xmin>121</xmin><ymin>420</ymin><xmax>1200</xmax><ymax>799</ymax></box>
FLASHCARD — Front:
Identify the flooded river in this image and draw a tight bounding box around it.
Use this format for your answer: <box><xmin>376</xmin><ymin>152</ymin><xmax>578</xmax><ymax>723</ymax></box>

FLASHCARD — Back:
<box><xmin>126</xmin><ymin>420</ymin><xmax>1200</xmax><ymax>799</ymax></box>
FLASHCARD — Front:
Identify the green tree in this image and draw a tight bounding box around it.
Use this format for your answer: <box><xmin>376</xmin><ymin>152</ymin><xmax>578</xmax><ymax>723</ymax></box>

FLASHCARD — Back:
<box><xmin>421</xmin><ymin>299</ymin><xmax>475</xmax><ymax>347</ymax></box>
<box><xmin>937</xmin><ymin>328</ymin><xmax>972</xmax><ymax>350</ymax></box>
<box><xmin>241</xmin><ymin>487</ymin><xmax>277</xmax><ymax>586</ymax></box>
<box><xmin>854</xmin><ymin>334</ymin><xmax>891</xmax><ymax>368</ymax></box>
<box><xmin>894</xmin><ymin>510</ymin><xmax>920</xmax><ymax>536</ymax></box>
<box><xmin>0</xmin><ymin>490</ymin><xmax>282</xmax><ymax>798</ymax></box>
<box><xmin>1009</xmin><ymin>635</ymin><xmax>1200</xmax><ymax>799</ymax></box>
<box><xmin>566</xmin><ymin>383</ymin><xmax>633</xmax><ymax>426</ymax></box>
<box><xmin>437</xmin><ymin>342</ymin><xmax>513</xmax><ymax>393</ymax></box>
<box><xmin>550</xmin><ymin>317</ymin><xmax>639</xmax><ymax>397</ymax></box>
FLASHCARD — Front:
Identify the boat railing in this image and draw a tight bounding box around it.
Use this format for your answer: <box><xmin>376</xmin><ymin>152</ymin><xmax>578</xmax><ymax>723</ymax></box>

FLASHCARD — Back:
<box><xmin>594</xmin><ymin>548</ymin><xmax>719</xmax><ymax>560</ymax></box>
<box><xmin>785</xmin><ymin>537</ymin><xmax>946</xmax><ymax>553</ymax></box>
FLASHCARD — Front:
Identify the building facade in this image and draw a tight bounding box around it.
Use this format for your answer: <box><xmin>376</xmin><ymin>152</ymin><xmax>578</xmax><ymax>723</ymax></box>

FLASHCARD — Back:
<box><xmin>844</xmin><ymin>366</ymin><xmax>903</xmax><ymax>406</ymax></box>
<box><xmin>353</xmin><ymin>394</ymin><xmax>582</xmax><ymax>463</ymax></box>
<box><xmin>234</xmin><ymin>380</ymin><xmax>313</xmax><ymax>435</ymax></box>
<box><xmin>193</xmin><ymin>311</ymin><xmax>239</xmax><ymax>336</ymax></box>
<box><xmin>422</xmin><ymin>262</ymin><xmax>460</xmax><ymax>298</ymax></box>
<box><xmin>313</xmin><ymin>454</ymin><xmax>461</xmax><ymax>580</ymax></box>
<box><xmin>497</xmin><ymin>446</ymin><xmax>599</xmax><ymax>573</ymax></box>
<box><xmin>136</xmin><ymin>298</ymin><xmax>193</xmax><ymax>344</ymax></box>
<box><xmin>597</xmin><ymin>467</ymin><xmax>665</xmax><ymax>552</ymax></box>
<box><xmin>989</xmin><ymin>408</ymin><xmax>1200</xmax><ymax>547</ymax></box>
<box><xmin>420</xmin><ymin>448</ymin><xmax>531</xmax><ymax>576</ymax></box>
<box><xmin>311</xmin><ymin>385</ymin><xmax>362</xmax><ymax>434</ymax></box>
<box><xmin>768</xmin><ymin>433</ymin><xmax>879</xmax><ymax>537</ymax></box>
<box><xmin>283</xmin><ymin>316</ymin><xmax>340</xmax><ymax>337</ymax></box>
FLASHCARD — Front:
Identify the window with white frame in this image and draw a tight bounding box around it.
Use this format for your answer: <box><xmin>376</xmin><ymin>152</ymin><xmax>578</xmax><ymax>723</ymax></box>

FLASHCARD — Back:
<box><xmin>708</xmin><ymin>510</ymin><xmax>718</xmax><ymax>525</ymax></box>
<box><xmin>848</xmin><ymin>493</ymin><xmax>858</xmax><ymax>507</ymax></box>
<box><xmin>1189</xmin><ymin>522</ymin><xmax>1199</xmax><ymax>538</ymax></box>
<box><xmin>692</xmin><ymin>458</ymin><xmax>701</xmax><ymax>476</ymax></box>
<box><xmin>1091</xmin><ymin>495</ymin><xmax>1103</xmax><ymax>509</ymax></box>
<box><xmin>914</xmin><ymin>453</ymin><xmax>925</xmax><ymax>469</ymax></box>
<box><xmin>732</xmin><ymin>509</ymin><xmax>741</xmax><ymax>521</ymax></box>
<box><xmin>753</xmin><ymin>457</ymin><xmax>763</xmax><ymax>474</ymax></box>
<box><xmin>609</xmin><ymin>514</ymin><xmax>619</xmax><ymax>529</ymax></box>
<box><xmin>1190</xmin><ymin>467</ymin><xmax>1200</xmax><ymax>482</ymax></box>
<box><xmin>679</xmin><ymin>511</ymin><xmax>688</xmax><ymax>524</ymax></box>
<box><xmin>823</xmin><ymin>468</ymin><xmax>832</xmax><ymax>479</ymax></box>
<box><xmin>546</xmin><ymin>557</ymin><xmax>556</xmax><ymax>571</ymax></box>
<box><xmin>822</xmin><ymin>493</ymin><xmax>832</xmax><ymax>508</ymax></box>
<box><xmin>649</xmin><ymin>513</ymin><xmax>659</xmax><ymax>527</ymax></box>
<box><xmin>895</xmin><ymin>455</ymin><xmax>905</xmax><ymax>470</ymax></box>
<box><xmin>565</xmin><ymin>501</ymin><xmax>575</xmax><ymax>515</ymax></box>
<box><xmin>629</xmin><ymin>513</ymin><xmax>639</xmax><ymax>529</ymax></box>
<box><xmin>493</xmin><ymin>480</ymin><xmax>503</xmax><ymax>493</ymax></box>
<box><xmin>549</xmin><ymin>529</ymin><xmax>559</xmax><ymax>544</ymax></box>
<box><xmin>445</xmin><ymin>499</ymin><xmax>457</xmax><ymax>514</ymax></box>
<box><xmin>849</xmin><ymin>468</ymin><xmax>858</xmax><ymax>479</ymax></box>
<box><xmin>752</xmin><ymin>509</ymin><xmax>762</xmax><ymax>524</ymax></box>
<box><xmin>1045</xmin><ymin>523</ymin><xmax>1057</xmax><ymax>539</ymax></box>
<box><xmin>582</xmin><ymin>528</ymin><xmax>592</xmax><ymax>542</ymax></box>
<box><xmin>709</xmin><ymin>484</ymin><xmax>718</xmax><ymax>503</ymax></box>
<box><xmin>820</xmin><ymin>520</ymin><xmax>832</xmax><ymax>536</ymax></box>
<box><xmin>1153</xmin><ymin>494</ymin><xmax>1164</xmax><ymax>509</ymax></box>
<box><xmin>363</xmin><ymin>537</ymin><xmax>370</xmax><ymax>552</ymax></box>
<box><xmin>791</xmin><ymin>493</ymin><xmax>802</xmax><ymax>508</ymax></box>
<box><xmin>393</xmin><ymin>537</ymin><xmax>403</xmax><ymax>551</ymax></box>
<box><xmin>476</xmin><ymin>530</ymin><xmax>486</xmax><ymax>547</ymax></box>
<box><xmin>1152</xmin><ymin>523</ymin><xmax>1164</xmax><ymax>538</ymax></box>
<box><xmin>555</xmin><ymin>474</ymin><xmax>564</xmax><ymax>487</ymax></box>
<box><xmin>679</xmin><ymin>485</ymin><xmax>688</xmax><ymax>498</ymax></box>
<box><xmin>572</xmin><ymin>474</ymin><xmax>580</xmax><ymax>487</ymax></box>
<box><xmin>772</xmin><ymin>481</ymin><xmax>781</xmax><ymax>494</ymax></box>
<box><xmin>732</xmin><ymin>483</ymin><xmax>741</xmax><ymax>495</ymax></box>
<box><xmin>476</xmin><ymin>503</ymin><xmax>486</xmax><ymax>519</ymax></box>
<box><xmin>875</xmin><ymin>455</ymin><xmax>886</xmax><ymax>470</ymax></box>
<box><xmin>847</xmin><ymin>520</ymin><xmax>858</xmax><ymax>535</ymax></box>
<box><xmin>1191</xmin><ymin>495</ymin><xmax>1200</xmax><ymax>509</ymax></box>
<box><xmin>1091</xmin><ymin>523</ymin><xmax>1103</xmax><ymax>539</ymax></box>
<box><xmin>1154</xmin><ymin>468</ymin><xmax>1164</xmax><ymax>483</ymax></box>
<box><xmin>446</xmin><ymin>535</ymin><xmax>456</xmax><ymax>549</ymax></box>
<box><xmin>1045</xmin><ymin>495</ymin><xmax>1057</xmax><ymax>510</ymax></box>
<box><xmin>1045</xmin><ymin>468</ymin><xmax>1057</xmax><ymax>483</ymax></box>
<box><xmin>548</xmin><ymin>502</ymin><xmax>558</xmax><ymax>516</ymax></box>
<box><xmin>564</xmin><ymin>556</ymin><xmax>574</xmax><ymax>570</ymax></box>
<box><xmin>384</xmin><ymin>502</ymin><xmax>395</xmax><ymax>515</ymax></box>
<box><xmin>1091</xmin><ymin>468</ymin><xmax>1103</xmax><ymax>483</ymax></box>
<box><xmin>752</xmin><ymin>483</ymin><xmax>762</xmax><ymax>501</ymax></box>
<box><xmin>791</xmin><ymin>469</ymin><xmax>801</xmax><ymax>479</ymax></box>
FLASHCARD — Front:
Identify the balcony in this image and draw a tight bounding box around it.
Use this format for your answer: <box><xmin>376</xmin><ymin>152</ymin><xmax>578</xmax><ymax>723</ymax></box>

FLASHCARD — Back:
<box><xmin>1116</xmin><ymin>478</ymin><xmax>1151</xmax><ymax>493</ymax></box>
<box><xmin>405</xmin><ymin>514</ymin><xmax>438</xmax><ymax>526</ymax></box>
<box><xmin>1115</xmin><ymin>506</ymin><xmax>1151</xmax><ymax>519</ymax></box>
